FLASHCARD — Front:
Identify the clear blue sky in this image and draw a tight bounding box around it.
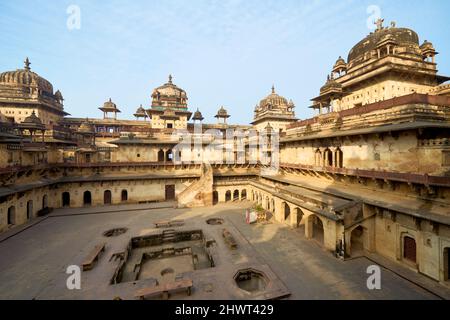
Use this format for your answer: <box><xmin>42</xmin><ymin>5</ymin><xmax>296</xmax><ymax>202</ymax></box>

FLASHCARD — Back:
<box><xmin>1</xmin><ymin>0</ymin><xmax>449</xmax><ymax>123</ymax></box>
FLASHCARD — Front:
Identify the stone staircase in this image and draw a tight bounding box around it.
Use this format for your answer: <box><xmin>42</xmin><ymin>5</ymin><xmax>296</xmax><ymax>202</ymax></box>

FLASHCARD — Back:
<box><xmin>177</xmin><ymin>163</ymin><xmax>213</xmax><ymax>208</ymax></box>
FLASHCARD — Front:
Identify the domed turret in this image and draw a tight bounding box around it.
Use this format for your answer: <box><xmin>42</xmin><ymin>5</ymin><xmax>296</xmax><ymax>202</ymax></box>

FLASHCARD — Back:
<box><xmin>18</xmin><ymin>110</ymin><xmax>46</xmax><ymax>135</ymax></box>
<box><xmin>192</xmin><ymin>108</ymin><xmax>204</xmax><ymax>122</ymax></box>
<box><xmin>332</xmin><ymin>56</ymin><xmax>347</xmax><ymax>76</ymax></box>
<box><xmin>420</xmin><ymin>40</ymin><xmax>438</xmax><ymax>63</ymax></box>
<box><xmin>215</xmin><ymin>106</ymin><xmax>230</xmax><ymax>124</ymax></box>
<box><xmin>134</xmin><ymin>104</ymin><xmax>147</xmax><ymax>120</ymax></box>
<box><xmin>151</xmin><ymin>75</ymin><xmax>188</xmax><ymax>110</ymax></box>
<box><xmin>99</xmin><ymin>98</ymin><xmax>121</xmax><ymax>120</ymax></box>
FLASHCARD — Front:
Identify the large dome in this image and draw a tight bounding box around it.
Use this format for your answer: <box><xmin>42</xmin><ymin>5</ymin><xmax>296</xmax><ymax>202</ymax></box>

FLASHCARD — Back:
<box><xmin>0</xmin><ymin>58</ymin><xmax>54</xmax><ymax>96</ymax></box>
<box><xmin>259</xmin><ymin>85</ymin><xmax>289</xmax><ymax>109</ymax></box>
<box><xmin>348</xmin><ymin>26</ymin><xmax>420</xmax><ymax>64</ymax></box>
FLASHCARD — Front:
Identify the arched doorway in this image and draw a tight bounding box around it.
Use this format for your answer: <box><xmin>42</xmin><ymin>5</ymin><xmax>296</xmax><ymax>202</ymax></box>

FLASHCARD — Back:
<box><xmin>233</xmin><ymin>190</ymin><xmax>239</xmax><ymax>201</ymax></box>
<box><xmin>83</xmin><ymin>191</ymin><xmax>92</xmax><ymax>206</ymax></box>
<box><xmin>324</xmin><ymin>149</ymin><xmax>333</xmax><ymax>167</ymax></box>
<box><xmin>121</xmin><ymin>190</ymin><xmax>128</xmax><ymax>202</ymax></box>
<box><xmin>309</xmin><ymin>215</ymin><xmax>324</xmax><ymax>245</ymax></box>
<box><xmin>27</xmin><ymin>200</ymin><xmax>33</xmax><ymax>220</ymax></box>
<box><xmin>350</xmin><ymin>226</ymin><xmax>365</xmax><ymax>256</ymax></box>
<box><xmin>7</xmin><ymin>206</ymin><xmax>16</xmax><ymax>225</ymax></box>
<box><xmin>315</xmin><ymin>149</ymin><xmax>322</xmax><ymax>166</ymax></box>
<box><xmin>42</xmin><ymin>195</ymin><xmax>48</xmax><ymax>209</ymax></box>
<box><xmin>158</xmin><ymin>149</ymin><xmax>165</xmax><ymax>162</ymax></box>
<box><xmin>213</xmin><ymin>191</ymin><xmax>219</xmax><ymax>205</ymax></box>
<box><xmin>241</xmin><ymin>189</ymin><xmax>247</xmax><ymax>200</ymax></box>
<box><xmin>62</xmin><ymin>192</ymin><xmax>70</xmax><ymax>207</ymax></box>
<box><xmin>284</xmin><ymin>202</ymin><xmax>290</xmax><ymax>222</ymax></box>
<box><xmin>166</xmin><ymin>149</ymin><xmax>173</xmax><ymax>162</ymax></box>
<box><xmin>104</xmin><ymin>190</ymin><xmax>112</xmax><ymax>205</ymax></box>
<box><xmin>335</xmin><ymin>148</ymin><xmax>343</xmax><ymax>168</ymax></box>
<box><xmin>225</xmin><ymin>190</ymin><xmax>231</xmax><ymax>202</ymax></box>
<box><xmin>403</xmin><ymin>236</ymin><xmax>417</xmax><ymax>263</ymax></box>
<box><xmin>444</xmin><ymin>248</ymin><xmax>450</xmax><ymax>282</ymax></box>
<box><xmin>295</xmin><ymin>208</ymin><xmax>304</xmax><ymax>228</ymax></box>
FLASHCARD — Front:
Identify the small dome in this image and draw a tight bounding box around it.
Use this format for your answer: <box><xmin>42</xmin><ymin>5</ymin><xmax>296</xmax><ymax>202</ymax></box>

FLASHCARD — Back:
<box><xmin>333</xmin><ymin>56</ymin><xmax>347</xmax><ymax>72</ymax></box>
<box><xmin>192</xmin><ymin>108</ymin><xmax>204</xmax><ymax>121</ymax></box>
<box><xmin>78</xmin><ymin>119</ymin><xmax>95</xmax><ymax>133</ymax></box>
<box><xmin>420</xmin><ymin>40</ymin><xmax>434</xmax><ymax>50</ymax></box>
<box><xmin>23</xmin><ymin>110</ymin><xmax>42</xmax><ymax>125</ymax></box>
<box><xmin>320</xmin><ymin>75</ymin><xmax>343</xmax><ymax>94</ymax></box>
<box><xmin>215</xmin><ymin>106</ymin><xmax>230</xmax><ymax>118</ymax></box>
<box><xmin>99</xmin><ymin>98</ymin><xmax>121</xmax><ymax>113</ymax></box>
<box><xmin>134</xmin><ymin>104</ymin><xmax>146</xmax><ymax>116</ymax></box>
<box><xmin>55</xmin><ymin>90</ymin><xmax>64</xmax><ymax>102</ymax></box>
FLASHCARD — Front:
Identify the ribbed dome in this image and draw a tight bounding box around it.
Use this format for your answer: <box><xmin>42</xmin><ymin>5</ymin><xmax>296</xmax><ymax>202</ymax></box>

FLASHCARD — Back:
<box><xmin>0</xmin><ymin>58</ymin><xmax>54</xmax><ymax>95</ymax></box>
<box><xmin>348</xmin><ymin>27</ymin><xmax>420</xmax><ymax>64</ymax></box>
<box><xmin>152</xmin><ymin>75</ymin><xmax>187</xmax><ymax>100</ymax></box>
<box><xmin>259</xmin><ymin>85</ymin><xmax>288</xmax><ymax>108</ymax></box>
<box><xmin>151</xmin><ymin>75</ymin><xmax>188</xmax><ymax>110</ymax></box>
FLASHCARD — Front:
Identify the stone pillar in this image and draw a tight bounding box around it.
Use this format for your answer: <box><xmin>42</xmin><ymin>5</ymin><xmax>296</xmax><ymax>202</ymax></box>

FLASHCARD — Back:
<box><xmin>305</xmin><ymin>215</ymin><xmax>313</xmax><ymax>239</ymax></box>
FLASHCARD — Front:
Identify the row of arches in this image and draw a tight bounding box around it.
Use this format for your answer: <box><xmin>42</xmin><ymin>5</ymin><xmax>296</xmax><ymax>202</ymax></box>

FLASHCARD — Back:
<box><xmin>157</xmin><ymin>149</ymin><xmax>174</xmax><ymax>162</ymax></box>
<box><xmin>6</xmin><ymin>194</ymin><xmax>50</xmax><ymax>226</ymax></box>
<box><xmin>314</xmin><ymin>148</ymin><xmax>343</xmax><ymax>168</ymax></box>
<box><xmin>62</xmin><ymin>189</ymin><xmax>128</xmax><ymax>207</ymax></box>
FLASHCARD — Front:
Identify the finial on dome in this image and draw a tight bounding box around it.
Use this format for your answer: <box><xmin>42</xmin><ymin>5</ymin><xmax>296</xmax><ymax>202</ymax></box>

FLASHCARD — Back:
<box><xmin>168</xmin><ymin>74</ymin><xmax>173</xmax><ymax>84</ymax></box>
<box><xmin>24</xmin><ymin>57</ymin><xmax>31</xmax><ymax>71</ymax></box>
<box><xmin>271</xmin><ymin>85</ymin><xmax>275</xmax><ymax>94</ymax></box>
<box><xmin>374</xmin><ymin>18</ymin><xmax>384</xmax><ymax>31</ymax></box>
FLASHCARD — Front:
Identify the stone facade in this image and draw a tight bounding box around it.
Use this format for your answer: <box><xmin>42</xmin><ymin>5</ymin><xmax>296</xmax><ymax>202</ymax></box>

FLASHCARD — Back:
<box><xmin>0</xmin><ymin>20</ymin><xmax>449</xmax><ymax>285</ymax></box>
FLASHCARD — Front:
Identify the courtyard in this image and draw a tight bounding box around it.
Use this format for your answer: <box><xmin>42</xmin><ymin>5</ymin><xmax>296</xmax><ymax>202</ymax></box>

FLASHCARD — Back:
<box><xmin>0</xmin><ymin>202</ymin><xmax>442</xmax><ymax>300</ymax></box>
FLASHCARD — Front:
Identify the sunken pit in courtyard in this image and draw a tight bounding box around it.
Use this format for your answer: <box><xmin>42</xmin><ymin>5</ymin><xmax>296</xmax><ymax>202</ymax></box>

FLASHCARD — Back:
<box><xmin>111</xmin><ymin>229</ymin><xmax>215</xmax><ymax>285</ymax></box>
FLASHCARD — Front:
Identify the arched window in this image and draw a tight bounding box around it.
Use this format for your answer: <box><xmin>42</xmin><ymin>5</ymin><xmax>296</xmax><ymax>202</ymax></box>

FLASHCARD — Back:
<box><xmin>315</xmin><ymin>149</ymin><xmax>322</xmax><ymax>166</ymax></box>
<box><xmin>241</xmin><ymin>189</ymin><xmax>247</xmax><ymax>200</ymax></box>
<box><xmin>121</xmin><ymin>190</ymin><xmax>128</xmax><ymax>202</ymax></box>
<box><xmin>233</xmin><ymin>190</ymin><xmax>239</xmax><ymax>201</ymax></box>
<box><xmin>166</xmin><ymin>149</ymin><xmax>173</xmax><ymax>162</ymax></box>
<box><xmin>335</xmin><ymin>148</ymin><xmax>343</xmax><ymax>168</ymax></box>
<box><xmin>158</xmin><ymin>149</ymin><xmax>165</xmax><ymax>162</ymax></box>
<box><xmin>323</xmin><ymin>149</ymin><xmax>333</xmax><ymax>167</ymax></box>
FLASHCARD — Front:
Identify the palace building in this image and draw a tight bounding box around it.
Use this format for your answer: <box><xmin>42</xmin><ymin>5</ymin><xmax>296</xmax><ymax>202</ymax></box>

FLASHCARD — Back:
<box><xmin>0</xmin><ymin>19</ymin><xmax>450</xmax><ymax>286</ymax></box>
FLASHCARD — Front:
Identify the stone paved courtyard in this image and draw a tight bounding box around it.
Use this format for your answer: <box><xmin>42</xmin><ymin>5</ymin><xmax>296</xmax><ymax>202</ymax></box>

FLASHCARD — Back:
<box><xmin>0</xmin><ymin>202</ymin><xmax>441</xmax><ymax>300</ymax></box>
